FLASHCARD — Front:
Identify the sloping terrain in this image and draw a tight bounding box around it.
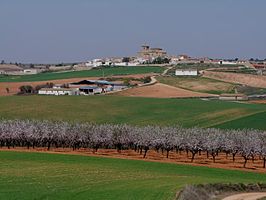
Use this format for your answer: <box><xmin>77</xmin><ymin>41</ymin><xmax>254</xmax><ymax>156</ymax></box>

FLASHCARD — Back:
<box><xmin>0</xmin><ymin>96</ymin><xmax>265</xmax><ymax>129</ymax></box>
<box><xmin>203</xmin><ymin>71</ymin><xmax>266</xmax><ymax>88</ymax></box>
<box><xmin>0</xmin><ymin>64</ymin><xmax>23</xmax><ymax>71</ymax></box>
<box><xmin>115</xmin><ymin>83</ymin><xmax>215</xmax><ymax>98</ymax></box>
<box><xmin>157</xmin><ymin>76</ymin><xmax>235</xmax><ymax>94</ymax></box>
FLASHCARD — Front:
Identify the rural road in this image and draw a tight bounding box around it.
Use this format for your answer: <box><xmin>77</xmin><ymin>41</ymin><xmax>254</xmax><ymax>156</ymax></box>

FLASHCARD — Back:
<box><xmin>162</xmin><ymin>66</ymin><xmax>173</xmax><ymax>76</ymax></box>
<box><xmin>222</xmin><ymin>193</ymin><xmax>266</xmax><ymax>200</ymax></box>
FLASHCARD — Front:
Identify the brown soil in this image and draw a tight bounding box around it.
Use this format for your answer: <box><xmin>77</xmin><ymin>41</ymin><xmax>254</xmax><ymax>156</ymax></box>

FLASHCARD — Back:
<box><xmin>222</xmin><ymin>193</ymin><xmax>266</xmax><ymax>200</ymax></box>
<box><xmin>249</xmin><ymin>100</ymin><xmax>266</xmax><ymax>104</ymax></box>
<box><xmin>0</xmin><ymin>64</ymin><xmax>23</xmax><ymax>71</ymax></box>
<box><xmin>203</xmin><ymin>71</ymin><xmax>266</xmax><ymax>88</ymax></box>
<box><xmin>0</xmin><ymin>73</ymin><xmax>156</xmax><ymax>96</ymax></box>
<box><xmin>1</xmin><ymin>148</ymin><xmax>265</xmax><ymax>173</ymax></box>
<box><xmin>116</xmin><ymin>83</ymin><xmax>216</xmax><ymax>98</ymax></box>
<box><xmin>181</xmin><ymin>80</ymin><xmax>233</xmax><ymax>92</ymax></box>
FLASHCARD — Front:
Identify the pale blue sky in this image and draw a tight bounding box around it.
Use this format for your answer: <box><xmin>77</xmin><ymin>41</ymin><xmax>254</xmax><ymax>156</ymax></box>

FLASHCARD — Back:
<box><xmin>0</xmin><ymin>0</ymin><xmax>265</xmax><ymax>63</ymax></box>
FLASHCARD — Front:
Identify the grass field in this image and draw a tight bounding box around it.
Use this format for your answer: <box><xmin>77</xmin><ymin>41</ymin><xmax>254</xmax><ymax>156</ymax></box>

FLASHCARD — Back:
<box><xmin>157</xmin><ymin>76</ymin><xmax>236</xmax><ymax>94</ymax></box>
<box><xmin>214</xmin><ymin>111</ymin><xmax>266</xmax><ymax>130</ymax></box>
<box><xmin>0</xmin><ymin>151</ymin><xmax>265</xmax><ymax>200</ymax></box>
<box><xmin>0</xmin><ymin>96</ymin><xmax>266</xmax><ymax>129</ymax></box>
<box><xmin>0</xmin><ymin>66</ymin><xmax>163</xmax><ymax>82</ymax></box>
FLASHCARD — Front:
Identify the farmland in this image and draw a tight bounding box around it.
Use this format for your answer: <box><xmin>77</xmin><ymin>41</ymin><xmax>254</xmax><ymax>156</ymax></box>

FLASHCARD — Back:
<box><xmin>115</xmin><ymin>82</ymin><xmax>215</xmax><ymax>98</ymax></box>
<box><xmin>0</xmin><ymin>151</ymin><xmax>266</xmax><ymax>200</ymax></box>
<box><xmin>214</xmin><ymin>111</ymin><xmax>266</xmax><ymax>130</ymax></box>
<box><xmin>203</xmin><ymin>71</ymin><xmax>266</xmax><ymax>88</ymax></box>
<box><xmin>157</xmin><ymin>76</ymin><xmax>236</xmax><ymax>95</ymax></box>
<box><xmin>0</xmin><ymin>66</ymin><xmax>163</xmax><ymax>82</ymax></box>
<box><xmin>0</xmin><ymin>95</ymin><xmax>266</xmax><ymax>129</ymax></box>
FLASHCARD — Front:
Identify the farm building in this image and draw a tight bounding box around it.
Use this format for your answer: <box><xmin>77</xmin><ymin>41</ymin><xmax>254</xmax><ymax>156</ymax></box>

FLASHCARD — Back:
<box><xmin>23</xmin><ymin>69</ymin><xmax>40</xmax><ymax>74</ymax></box>
<box><xmin>219</xmin><ymin>93</ymin><xmax>248</xmax><ymax>101</ymax></box>
<box><xmin>70</xmin><ymin>80</ymin><xmax>127</xmax><ymax>91</ymax></box>
<box><xmin>79</xmin><ymin>86</ymin><xmax>102</xmax><ymax>95</ymax></box>
<box><xmin>38</xmin><ymin>88</ymin><xmax>80</xmax><ymax>96</ymax></box>
<box><xmin>175</xmin><ymin>69</ymin><xmax>198</xmax><ymax>76</ymax></box>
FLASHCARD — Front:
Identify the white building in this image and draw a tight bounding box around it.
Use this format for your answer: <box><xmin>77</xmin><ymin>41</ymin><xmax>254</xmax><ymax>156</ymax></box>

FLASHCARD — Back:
<box><xmin>85</xmin><ymin>59</ymin><xmax>104</xmax><ymax>68</ymax></box>
<box><xmin>175</xmin><ymin>69</ymin><xmax>198</xmax><ymax>76</ymax></box>
<box><xmin>38</xmin><ymin>88</ymin><xmax>80</xmax><ymax>96</ymax></box>
<box><xmin>218</xmin><ymin>60</ymin><xmax>237</xmax><ymax>65</ymax></box>
<box><xmin>79</xmin><ymin>86</ymin><xmax>103</xmax><ymax>95</ymax></box>
<box><xmin>23</xmin><ymin>69</ymin><xmax>40</xmax><ymax>74</ymax></box>
<box><xmin>219</xmin><ymin>94</ymin><xmax>248</xmax><ymax>101</ymax></box>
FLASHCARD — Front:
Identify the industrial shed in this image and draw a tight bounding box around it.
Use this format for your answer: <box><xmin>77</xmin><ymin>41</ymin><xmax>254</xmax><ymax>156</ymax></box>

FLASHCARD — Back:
<box><xmin>219</xmin><ymin>93</ymin><xmax>248</xmax><ymax>101</ymax></box>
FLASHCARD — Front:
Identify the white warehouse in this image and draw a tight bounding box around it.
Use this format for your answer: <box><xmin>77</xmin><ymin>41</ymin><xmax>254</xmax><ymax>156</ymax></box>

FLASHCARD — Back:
<box><xmin>175</xmin><ymin>69</ymin><xmax>198</xmax><ymax>76</ymax></box>
<box><xmin>38</xmin><ymin>88</ymin><xmax>80</xmax><ymax>96</ymax></box>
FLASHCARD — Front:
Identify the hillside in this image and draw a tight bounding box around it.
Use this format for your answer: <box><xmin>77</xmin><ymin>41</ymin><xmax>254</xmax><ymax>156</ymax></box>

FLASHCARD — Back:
<box><xmin>0</xmin><ymin>96</ymin><xmax>265</xmax><ymax>129</ymax></box>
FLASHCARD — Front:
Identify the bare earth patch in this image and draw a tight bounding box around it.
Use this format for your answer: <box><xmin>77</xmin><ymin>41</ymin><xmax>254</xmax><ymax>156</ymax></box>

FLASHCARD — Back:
<box><xmin>222</xmin><ymin>193</ymin><xmax>266</xmax><ymax>200</ymax></box>
<box><xmin>116</xmin><ymin>83</ymin><xmax>216</xmax><ymax>98</ymax></box>
<box><xmin>1</xmin><ymin>148</ymin><xmax>266</xmax><ymax>174</ymax></box>
<box><xmin>157</xmin><ymin>76</ymin><xmax>235</xmax><ymax>94</ymax></box>
<box><xmin>249</xmin><ymin>100</ymin><xmax>266</xmax><ymax>104</ymax></box>
<box><xmin>203</xmin><ymin>71</ymin><xmax>266</xmax><ymax>88</ymax></box>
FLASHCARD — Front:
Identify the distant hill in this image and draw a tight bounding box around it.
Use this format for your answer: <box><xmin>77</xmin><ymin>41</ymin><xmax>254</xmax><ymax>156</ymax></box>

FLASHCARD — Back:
<box><xmin>0</xmin><ymin>64</ymin><xmax>23</xmax><ymax>71</ymax></box>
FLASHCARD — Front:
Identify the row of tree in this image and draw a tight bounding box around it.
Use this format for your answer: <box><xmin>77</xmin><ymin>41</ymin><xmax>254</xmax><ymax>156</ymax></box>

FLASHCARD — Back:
<box><xmin>0</xmin><ymin>120</ymin><xmax>265</xmax><ymax>168</ymax></box>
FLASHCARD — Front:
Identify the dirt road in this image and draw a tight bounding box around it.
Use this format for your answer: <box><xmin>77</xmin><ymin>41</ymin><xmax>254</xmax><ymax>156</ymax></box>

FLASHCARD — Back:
<box><xmin>222</xmin><ymin>193</ymin><xmax>266</xmax><ymax>200</ymax></box>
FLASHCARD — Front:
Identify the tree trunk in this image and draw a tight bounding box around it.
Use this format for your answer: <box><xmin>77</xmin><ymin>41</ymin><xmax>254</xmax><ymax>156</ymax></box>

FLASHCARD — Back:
<box><xmin>263</xmin><ymin>158</ymin><xmax>266</xmax><ymax>169</ymax></box>
<box><xmin>233</xmin><ymin>153</ymin><xmax>236</xmax><ymax>162</ymax></box>
<box><xmin>143</xmin><ymin>149</ymin><xmax>148</xmax><ymax>158</ymax></box>
<box><xmin>212</xmin><ymin>153</ymin><xmax>216</xmax><ymax>163</ymax></box>
<box><xmin>47</xmin><ymin>142</ymin><xmax>51</xmax><ymax>151</ymax></box>
<box><xmin>166</xmin><ymin>150</ymin><xmax>170</xmax><ymax>158</ymax></box>
<box><xmin>243</xmin><ymin>157</ymin><xmax>248</xmax><ymax>168</ymax></box>
<box><xmin>191</xmin><ymin>152</ymin><xmax>197</xmax><ymax>162</ymax></box>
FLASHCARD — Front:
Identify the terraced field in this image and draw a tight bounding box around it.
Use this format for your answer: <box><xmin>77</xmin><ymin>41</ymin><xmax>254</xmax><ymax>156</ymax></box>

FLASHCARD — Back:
<box><xmin>0</xmin><ymin>151</ymin><xmax>265</xmax><ymax>200</ymax></box>
<box><xmin>0</xmin><ymin>96</ymin><xmax>265</xmax><ymax>129</ymax></box>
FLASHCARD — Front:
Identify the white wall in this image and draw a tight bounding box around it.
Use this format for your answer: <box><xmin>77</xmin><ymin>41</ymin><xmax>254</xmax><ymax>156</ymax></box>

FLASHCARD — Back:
<box><xmin>175</xmin><ymin>70</ymin><xmax>198</xmax><ymax>76</ymax></box>
<box><xmin>23</xmin><ymin>69</ymin><xmax>39</xmax><ymax>74</ymax></box>
<box><xmin>38</xmin><ymin>89</ymin><xmax>79</xmax><ymax>96</ymax></box>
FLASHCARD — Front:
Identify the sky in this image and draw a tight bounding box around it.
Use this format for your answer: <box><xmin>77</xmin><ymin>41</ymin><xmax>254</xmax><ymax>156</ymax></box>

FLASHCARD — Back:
<box><xmin>0</xmin><ymin>0</ymin><xmax>266</xmax><ymax>63</ymax></box>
